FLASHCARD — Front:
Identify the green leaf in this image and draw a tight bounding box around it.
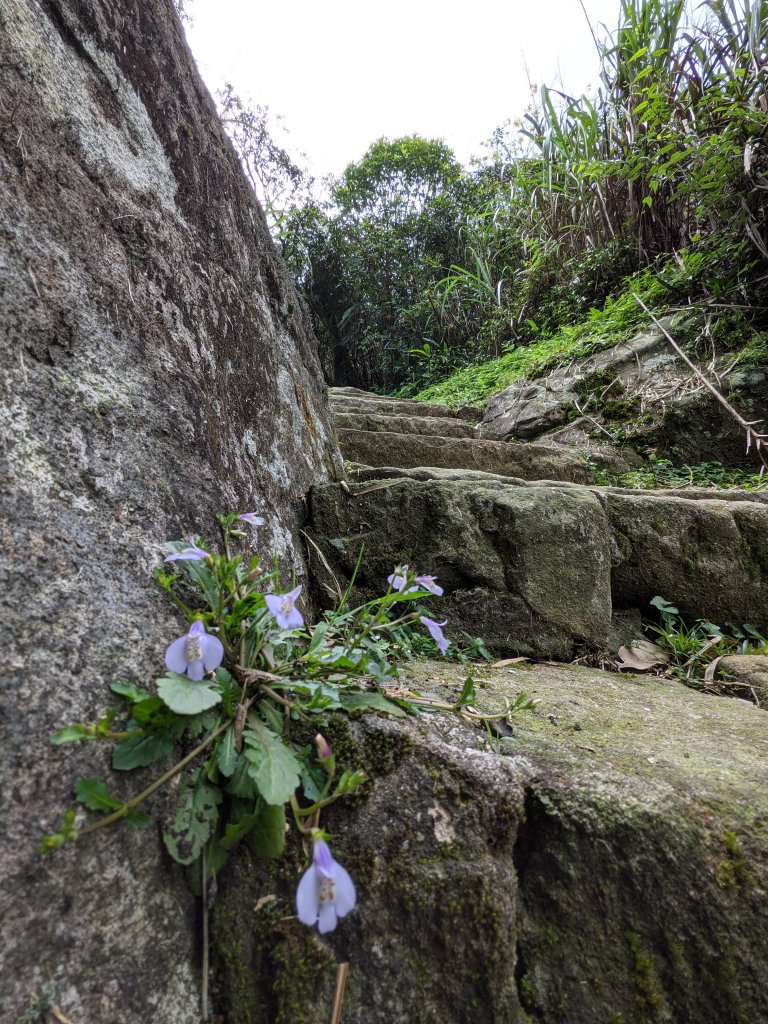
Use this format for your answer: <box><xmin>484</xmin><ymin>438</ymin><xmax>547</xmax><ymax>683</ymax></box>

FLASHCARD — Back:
<box><xmin>132</xmin><ymin>696</ymin><xmax>178</xmax><ymax>728</ymax></box>
<box><xmin>51</xmin><ymin>724</ymin><xmax>91</xmax><ymax>744</ymax></box>
<box><xmin>215</xmin><ymin>666</ymin><xmax>239</xmax><ymax>715</ymax></box>
<box><xmin>225</xmin><ymin>757</ymin><xmax>257</xmax><ymax>799</ymax></box>
<box><xmin>124</xmin><ymin>807</ymin><xmax>152</xmax><ymax>829</ymax></box>
<box><xmin>300</xmin><ymin>763</ymin><xmax>325</xmax><ymax>803</ymax></box>
<box><xmin>219</xmin><ymin>811</ymin><xmax>259</xmax><ymax>851</ymax></box>
<box><xmin>112</xmin><ymin>732</ymin><xmax>175</xmax><ymax>771</ymax></box>
<box><xmin>307</xmin><ymin>619</ymin><xmax>330</xmax><ymax>655</ymax></box>
<box><xmin>245</xmin><ymin>801</ymin><xmax>286</xmax><ymax>859</ymax></box>
<box><xmin>164</xmin><ymin>540</ymin><xmax>219</xmax><ymax>608</ymax></box>
<box><xmin>111</xmin><ymin>680</ymin><xmax>151</xmax><ymax>703</ymax></box>
<box><xmin>338</xmin><ymin>691</ymin><xmax>407</xmax><ymax>717</ymax></box>
<box><xmin>243</xmin><ymin>729</ymin><xmax>300</xmax><ymax>805</ymax></box>
<box><xmin>156</xmin><ymin>672</ymin><xmax>222</xmax><ymax>715</ymax></box>
<box><xmin>163</xmin><ymin>769</ymin><xmax>222</xmax><ymax>865</ymax></box>
<box><xmin>74</xmin><ymin>778</ymin><xmax>122</xmax><ymax>812</ymax></box>
<box><xmin>455</xmin><ymin>675</ymin><xmax>477</xmax><ymax>708</ymax></box>
<box><xmin>215</xmin><ymin>727</ymin><xmax>239</xmax><ymax>777</ymax></box>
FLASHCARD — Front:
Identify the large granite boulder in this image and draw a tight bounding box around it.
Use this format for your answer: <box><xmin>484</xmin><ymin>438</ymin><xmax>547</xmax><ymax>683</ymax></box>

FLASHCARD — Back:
<box><xmin>0</xmin><ymin>1</ymin><xmax>340</xmax><ymax>1020</ymax></box>
<box><xmin>212</xmin><ymin>660</ymin><xmax>768</xmax><ymax>1024</ymax></box>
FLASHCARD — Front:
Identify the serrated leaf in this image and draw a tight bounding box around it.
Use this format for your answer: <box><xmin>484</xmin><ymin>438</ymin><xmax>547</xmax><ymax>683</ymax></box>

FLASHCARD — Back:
<box><xmin>112</xmin><ymin>731</ymin><xmax>175</xmax><ymax>771</ymax></box>
<box><xmin>215</xmin><ymin>727</ymin><xmax>238</xmax><ymax>777</ymax></box>
<box><xmin>51</xmin><ymin>724</ymin><xmax>91</xmax><ymax>744</ymax></box>
<box><xmin>243</xmin><ymin>729</ymin><xmax>300</xmax><ymax>805</ymax></box>
<box><xmin>74</xmin><ymin>778</ymin><xmax>122</xmax><ymax>812</ymax></box>
<box><xmin>156</xmin><ymin>672</ymin><xmax>222</xmax><ymax>715</ymax></box>
<box><xmin>124</xmin><ymin>807</ymin><xmax>151</xmax><ymax>829</ymax></box>
<box><xmin>339</xmin><ymin>691</ymin><xmax>407</xmax><ymax>717</ymax></box>
<box><xmin>246</xmin><ymin>802</ymin><xmax>286</xmax><ymax>859</ymax></box>
<box><xmin>163</xmin><ymin>769</ymin><xmax>222</xmax><ymax>865</ymax></box>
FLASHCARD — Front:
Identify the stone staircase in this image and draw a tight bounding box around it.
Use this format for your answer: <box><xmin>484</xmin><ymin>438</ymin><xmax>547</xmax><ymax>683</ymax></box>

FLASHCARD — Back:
<box><xmin>309</xmin><ymin>387</ymin><xmax>768</xmax><ymax>659</ymax></box>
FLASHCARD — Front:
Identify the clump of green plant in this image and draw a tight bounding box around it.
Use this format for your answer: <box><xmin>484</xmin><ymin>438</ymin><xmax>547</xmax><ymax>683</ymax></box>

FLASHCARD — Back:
<box><xmin>645</xmin><ymin>595</ymin><xmax>768</xmax><ymax>687</ymax></box>
<box><xmin>604</xmin><ymin>456</ymin><xmax>768</xmax><ymax>491</ymax></box>
<box><xmin>41</xmin><ymin>514</ymin><xmax>532</xmax><ymax>906</ymax></box>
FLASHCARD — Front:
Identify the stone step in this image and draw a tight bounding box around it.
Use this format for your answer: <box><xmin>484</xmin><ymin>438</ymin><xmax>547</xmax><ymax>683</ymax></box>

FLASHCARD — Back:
<box><xmin>330</xmin><ymin>388</ymin><xmax>482</xmax><ymax>422</ymax></box>
<box><xmin>334</xmin><ymin>411</ymin><xmax>479</xmax><ymax>439</ymax></box>
<box><xmin>307</xmin><ymin>477</ymin><xmax>768</xmax><ymax>657</ymax></box>
<box><xmin>337</xmin><ymin>428</ymin><xmax>595</xmax><ymax>483</ymax></box>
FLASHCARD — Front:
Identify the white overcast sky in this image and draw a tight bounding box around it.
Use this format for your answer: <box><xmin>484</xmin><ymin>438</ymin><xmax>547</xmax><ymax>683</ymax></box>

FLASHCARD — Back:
<box><xmin>185</xmin><ymin>0</ymin><xmax>624</xmax><ymax>179</ymax></box>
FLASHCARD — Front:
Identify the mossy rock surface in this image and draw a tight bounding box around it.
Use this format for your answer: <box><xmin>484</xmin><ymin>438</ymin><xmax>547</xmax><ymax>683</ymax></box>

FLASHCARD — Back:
<box><xmin>213</xmin><ymin>660</ymin><xmax>768</xmax><ymax>1024</ymax></box>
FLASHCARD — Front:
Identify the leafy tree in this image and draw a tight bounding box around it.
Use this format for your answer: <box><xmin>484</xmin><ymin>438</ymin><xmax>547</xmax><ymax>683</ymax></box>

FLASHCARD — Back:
<box><xmin>282</xmin><ymin>136</ymin><xmax>492</xmax><ymax>391</ymax></box>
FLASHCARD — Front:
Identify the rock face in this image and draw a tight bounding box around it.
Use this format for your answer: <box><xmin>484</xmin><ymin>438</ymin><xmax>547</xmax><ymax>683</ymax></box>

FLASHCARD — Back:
<box><xmin>0</xmin><ymin>2</ymin><xmax>340</xmax><ymax>1021</ymax></box>
<box><xmin>479</xmin><ymin>316</ymin><xmax>768</xmax><ymax>468</ymax></box>
<box><xmin>212</xmin><ymin>660</ymin><xmax>768</xmax><ymax>1024</ymax></box>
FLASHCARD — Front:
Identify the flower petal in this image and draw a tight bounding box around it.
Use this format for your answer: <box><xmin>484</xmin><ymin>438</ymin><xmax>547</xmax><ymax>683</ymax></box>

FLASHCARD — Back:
<box><xmin>313</xmin><ymin>839</ymin><xmax>334</xmax><ymax>876</ymax></box>
<box><xmin>296</xmin><ymin>867</ymin><xmax>319</xmax><ymax>926</ymax></box>
<box><xmin>164</xmin><ymin>539</ymin><xmax>208</xmax><ymax>562</ymax></box>
<box><xmin>199</xmin><ymin>633</ymin><xmax>224</xmax><ymax>671</ymax></box>
<box><xmin>239</xmin><ymin>513</ymin><xmax>266</xmax><ymax>526</ymax></box>
<box><xmin>332</xmin><ymin>864</ymin><xmax>357</xmax><ymax>917</ymax></box>
<box><xmin>420</xmin><ymin>615</ymin><xmax>450</xmax><ymax>655</ymax></box>
<box><xmin>284</xmin><ymin>607</ymin><xmax>304</xmax><ymax>630</ymax></box>
<box><xmin>186</xmin><ymin>659</ymin><xmax>205</xmax><ymax>681</ymax></box>
<box><xmin>165</xmin><ymin>636</ymin><xmax>189</xmax><ymax>674</ymax></box>
<box><xmin>317</xmin><ymin>901</ymin><xmax>338</xmax><ymax>934</ymax></box>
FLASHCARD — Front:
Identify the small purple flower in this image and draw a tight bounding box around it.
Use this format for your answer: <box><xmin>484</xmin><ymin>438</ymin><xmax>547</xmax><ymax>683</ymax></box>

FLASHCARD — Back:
<box><xmin>296</xmin><ymin>838</ymin><xmax>356</xmax><ymax>934</ymax></box>
<box><xmin>413</xmin><ymin>575</ymin><xmax>444</xmax><ymax>596</ymax></box>
<box><xmin>238</xmin><ymin>512</ymin><xmax>266</xmax><ymax>526</ymax></box>
<box><xmin>165</xmin><ymin>620</ymin><xmax>224</xmax><ymax>680</ymax></box>
<box><xmin>387</xmin><ymin>565</ymin><xmax>410</xmax><ymax>591</ymax></box>
<box><xmin>420</xmin><ymin>615</ymin><xmax>450</xmax><ymax>655</ymax></box>
<box><xmin>164</xmin><ymin>538</ymin><xmax>209</xmax><ymax>563</ymax></box>
<box><xmin>265</xmin><ymin>585</ymin><xmax>304</xmax><ymax>629</ymax></box>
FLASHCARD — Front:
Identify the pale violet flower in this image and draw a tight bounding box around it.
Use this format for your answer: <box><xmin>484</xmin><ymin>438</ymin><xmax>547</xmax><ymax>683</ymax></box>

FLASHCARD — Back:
<box><xmin>387</xmin><ymin>565</ymin><xmax>410</xmax><ymax>591</ymax></box>
<box><xmin>164</xmin><ymin>538</ymin><xmax>209</xmax><ymax>563</ymax></box>
<box><xmin>238</xmin><ymin>512</ymin><xmax>266</xmax><ymax>526</ymax></box>
<box><xmin>265</xmin><ymin>585</ymin><xmax>304</xmax><ymax>629</ymax></box>
<box><xmin>420</xmin><ymin>615</ymin><xmax>450</xmax><ymax>655</ymax></box>
<box><xmin>296</xmin><ymin>838</ymin><xmax>356</xmax><ymax>934</ymax></box>
<box><xmin>165</xmin><ymin>620</ymin><xmax>224</xmax><ymax>680</ymax></box>
<box><xmin>413</xmin><ymin>574</ymin><xmax>444</xmax><ymax>596</ymax></box>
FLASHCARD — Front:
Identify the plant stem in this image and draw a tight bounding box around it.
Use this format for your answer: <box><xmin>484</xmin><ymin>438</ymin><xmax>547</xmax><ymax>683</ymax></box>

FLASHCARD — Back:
<box><xmin>78</xmin><ymin>723</ymin><xmax>229</xmax><ymax>837</ymax></box>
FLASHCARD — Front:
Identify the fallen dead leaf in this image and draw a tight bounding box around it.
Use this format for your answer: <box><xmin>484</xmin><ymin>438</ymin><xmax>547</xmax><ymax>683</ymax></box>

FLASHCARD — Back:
<box><xmin>616</xmin><ymin>640</ymin><xmax>670</xmax><ymax>671</ymax></box>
